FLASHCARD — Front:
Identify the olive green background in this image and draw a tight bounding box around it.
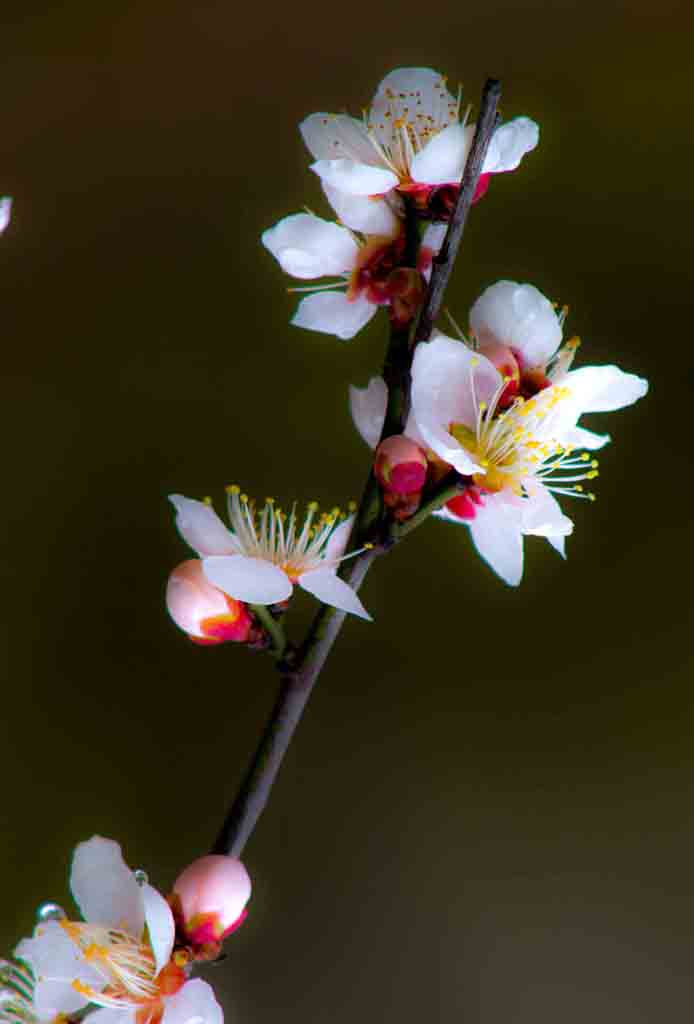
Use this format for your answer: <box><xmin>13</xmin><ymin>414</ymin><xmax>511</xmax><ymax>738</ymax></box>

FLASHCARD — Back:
<box><xmin>0</xmin><ymin>1</ymin><xmax>690</xmax><ymax>1021</ymax></box>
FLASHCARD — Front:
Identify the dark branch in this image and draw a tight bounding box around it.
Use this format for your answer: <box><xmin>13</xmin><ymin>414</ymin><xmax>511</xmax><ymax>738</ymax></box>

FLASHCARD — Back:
<box><xmin>211</xmin><ymin>551</ymin><xmax>377</xmax><ymax>857</ymax></box>
<box><xmin>415</xmin><ymin>78</ymin><xmax>502</xmax><ymax>344</ymax></box>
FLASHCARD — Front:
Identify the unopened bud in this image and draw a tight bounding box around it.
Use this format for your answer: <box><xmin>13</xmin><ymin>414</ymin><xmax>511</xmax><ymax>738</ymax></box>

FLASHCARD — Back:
<box><xmin>166</xmin><ymin>560</ymin><xmax>253</xmax><ymax>645</ymax></box>
<box><xmin>171</xmin><ymin>855</ymin><xmax>251</xmax><ymax>953</ymax></box>
<box><xmin>375</xmin><ymin>436</ymin><xmax>427</xmax><ymax>495</ymax></box>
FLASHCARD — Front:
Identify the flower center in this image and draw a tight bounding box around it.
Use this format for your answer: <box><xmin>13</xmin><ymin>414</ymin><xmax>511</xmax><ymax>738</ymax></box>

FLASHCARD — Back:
<box><xmin>225</xmin><ymin>488</ymin><xmax>350</xmax><ymax>577</ymax></box>
<box><xmin>366</xmin><ymin>78</ymin><xmax>461</xmax><ymax>182</ymax></box>
<box><xmin>61</xmin><ymin>921</ymin><xmax>158</xmax><ymax>1007</ymax></box>
<box><xmin>449</xmin><ymin>373</ymin><xmax>600</xmax><ymax>502</ymax></box>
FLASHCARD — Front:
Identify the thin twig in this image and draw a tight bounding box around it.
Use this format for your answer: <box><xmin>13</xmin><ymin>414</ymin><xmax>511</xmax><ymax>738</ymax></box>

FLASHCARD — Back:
<box><xmin>415</xmin><ymin>78</ymin><xmax>501</xmax><ymax>344</ymax></box>
<box><xmin>211</xmin><ymin>551</ymin><xmax>377</xmax><ymax>857</ymax></box>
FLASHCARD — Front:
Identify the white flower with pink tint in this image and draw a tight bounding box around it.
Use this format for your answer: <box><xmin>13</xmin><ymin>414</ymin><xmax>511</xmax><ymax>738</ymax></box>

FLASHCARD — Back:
<box><xmin>13</xmin><ymin>837</ymin><xmax>223</xmax><ymax>1024</ymax></box>
<box><xmin>350</xmin><ymin>282</ymin><xmax>648</xmax><ymax>585</ymax></box>
<box><xmin>301</xmin><ymin>68</ymin><xmax>538</xmax><ymax>208</ymax></box>
<box><xmin>262</xmin><ymin>212</ymin><xmax>444</xmax><ymax>340</ymax></box>
<box><xmin>170</xmin><ymin>490</ymin><xmax>371</xmax><ymax>620</ymax></box>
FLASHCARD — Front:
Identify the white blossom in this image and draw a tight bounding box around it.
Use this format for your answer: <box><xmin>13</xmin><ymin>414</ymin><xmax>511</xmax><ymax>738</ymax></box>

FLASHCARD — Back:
<box><xmin>301</xmin><ymin>68</ymin><xmax>538</xmax><ymax>206</ymax></box>
<box><xmin>350</xmin><ymin>282</ymin><xmax>648</xmax><ymax>585</ymax></box>
<box><xmin>12</xmin><ymin>838</ymin><xmax>223</xmax><ymax>1024</ymax></box>
<box><xmin>170</xmin><ymin>491</ymin><xmax>371</xmax><ymax>620</ymax></box>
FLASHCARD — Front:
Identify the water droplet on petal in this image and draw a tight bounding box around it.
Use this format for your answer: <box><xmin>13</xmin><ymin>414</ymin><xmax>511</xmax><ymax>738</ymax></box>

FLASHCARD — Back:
<box><xmin>36</xmin><ymin>902</ymin><xmax>66</xmax><ymax>923</ymax></box>
<box><xmin>133</xmin><ymin>869</ymin><xmax>148</xmax><ymax>887</ymax></box>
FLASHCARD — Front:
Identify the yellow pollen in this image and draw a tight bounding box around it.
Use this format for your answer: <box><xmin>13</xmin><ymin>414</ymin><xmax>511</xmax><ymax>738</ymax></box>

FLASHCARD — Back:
<box><xmin>348</xmin><ymin>501</ymin><xmax>357</xmax><ymax>512</ymax></box>
<box><xmin>226</xmin><ymin>484</ymin><xmax>240</xmax><ymax>494</ymax></box>
<box><xmin>587</xmin><ymin>470</ymin><xmax>599</xmax><ymax>479</ymax></box>
<box><xmin>71</xmin><ymin>980</ymin><xmax>95</xmax><ymax>998</ymax></box>
<box><xmin>240</xmin><ymin>493</ymin><xmax>248</xmax><ymax>503</ymax></box>
<box><xmin>470</xmin><ymin>357</ymin><xmax>479</xmax><ymax>367</ymax></box>
<box><xmin>203</xmin><ymin>496</ymin><xmax>212</xmax><ymax>506</ymax></box>
<box><xmin>580</xmin><ymin>453</ymin><xmax>590</xmax><ymax>462</ymax></box>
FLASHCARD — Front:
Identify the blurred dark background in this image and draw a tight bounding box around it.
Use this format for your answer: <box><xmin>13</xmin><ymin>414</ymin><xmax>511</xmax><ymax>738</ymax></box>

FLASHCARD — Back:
<box><xmin>0</xmin><ymin>1</ymin><xmax>690</xmax><ymax>1021</ymax></box>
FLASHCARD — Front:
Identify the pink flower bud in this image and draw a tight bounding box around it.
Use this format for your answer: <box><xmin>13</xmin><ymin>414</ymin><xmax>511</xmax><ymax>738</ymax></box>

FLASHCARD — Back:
<box><xmin>375</xmin><ymin>435</ymin><xmax>427</xmax><ymax>495</ymax></box>
<box><xmin>166</xmin><ymin>559</ymin><xmax>253</xmax><ymax>645</ymax></box>
<box><xmin>171</xmin><ymin>855</ymin><xmax>251</xmax><ymax>950</ymax></box>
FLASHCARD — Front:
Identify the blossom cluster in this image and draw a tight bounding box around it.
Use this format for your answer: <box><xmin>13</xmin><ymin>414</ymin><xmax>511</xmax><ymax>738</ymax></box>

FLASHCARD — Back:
<box><xmin>352</xmin><ymin>280</ymin><xmax>647</xmax><ymax>583</ymax></box>
<box><xmin>2</xmin><ymin>838</ymin><xmax>250</xmax><ymax>1024</ymax></box>
<box><xmin>165</xmin><ymin>64</ymin><xmax>648</xmax><ymax>644</ymax></box>
<box><xmin>262</xmin><ymin>68</ymin><xmax>538</xmax><ymax>340</ymax></box>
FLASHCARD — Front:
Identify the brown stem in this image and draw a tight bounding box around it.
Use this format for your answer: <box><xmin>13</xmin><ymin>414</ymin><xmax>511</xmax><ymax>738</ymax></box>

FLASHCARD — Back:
<box><xmin>211</xmin><ymin>551</ymin><xmax>377</xmax><ymax>857</ymax></box>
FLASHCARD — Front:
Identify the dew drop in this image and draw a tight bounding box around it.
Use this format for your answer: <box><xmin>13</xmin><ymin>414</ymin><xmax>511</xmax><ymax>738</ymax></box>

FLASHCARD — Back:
<box><xmin>36</xmin><ymin>903</ymin><xmax>66</xmax><ymax>924</ymax></box>
<box><xmin>133</xmin><ymin>870</ymin><xmax>148</xmax><ymax>887</ymax></box>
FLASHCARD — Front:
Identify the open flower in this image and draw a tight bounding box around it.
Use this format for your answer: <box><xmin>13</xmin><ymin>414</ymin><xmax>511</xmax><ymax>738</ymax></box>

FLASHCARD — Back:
<box><xmin>13</xmin><ymin>837</ymin><xmax>223</xmax><ymax>1024</ymax></box>
<box><xmin>350</xmin><ymin>285</ymin><xmax>648</xmax><ymax>585</ymax></box>
<box><xmin>301</xmin><ymin>67</ymin><xmax>538</xmax><ymax>209</ymax></box>
<box><xmin>261</xmin><ymin>213</ymin><xmax>444</xmax><ymax>340</ymax></box>
<box><xmin>170</xmin><ymin>491</ymin><xmax>371</xmax><ymax>620</ymax></box>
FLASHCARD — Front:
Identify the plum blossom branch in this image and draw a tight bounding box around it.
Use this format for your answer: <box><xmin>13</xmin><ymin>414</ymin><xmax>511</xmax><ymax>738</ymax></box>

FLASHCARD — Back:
<box><xmin>210</xmin><ymin>80</ymin><xmax>504</xmax><ymax>858</ymax></box>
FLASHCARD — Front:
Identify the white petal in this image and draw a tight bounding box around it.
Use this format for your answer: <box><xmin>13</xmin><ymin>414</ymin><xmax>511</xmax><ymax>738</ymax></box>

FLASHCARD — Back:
<box><xmin>521</xmin><ymin>483</ymin><xmax>573</xmax><ymax>538</ymax></box>
<box><xmin>410</xmin><ymin>332</ymin><xmax>500</xmax><ymax>472</ymax></box>
<box><xmin>292</xmin><ymin>290</ymin><xmax>376</xmax><ymax>340</ymax></box>
<box><xmin>169</xmin><ymin>496</ymin><xmax>239</xmax><ymax>558</ymax></box>
<box><xmin>82</xmin><ymin>1011</ymin><xmax>133</xmax><ymax>1024</ymax></box>
<box><xmin>261</xmin><ymin>213</ymin><xmax>358</xmax><ymax>279</ymax></box>
<box><xmin>71</xmin><ymin>837</ymin><xmax>144</xmax><ymax>935</ymax></box>
<box><xmin>411</xmin><ymin>123</ymin><xmax>468</xmax><ymax>185</ymax></box>
<box><xmin>162</xmin><ymin>980</ymin><xmax>223</xmax><ymax>1024</ymax></box>
<box><xmin>371</xmin><ymin>68</ymin><xmax>457</xmax><ymax>132</ymax></box>
<box><xmin>322</xmin><ymin>183</ymin><xmax>400</xmax><ymax>235</ymax></box>
<box><xmin>468</xmin><ymin>496</ymin><xmax>525</xmax><ymax>586</ymax></box>
<box><xmin>310</xmin><ymin>158</ymin><xmax>398</xmax><ymax>197</ymax></box>
<box><xmin>142</xmin><ymin>884</ymin><xmax>175</xmax><ymax>978</ymax></box>
<box><xmin>324</xmin><ymin>516</ymin><xmax>354</xmax><ymax>563</ymax></box>
<box><xmin>15</xmin><ymin>923</ymin><xmax>103</xmax><ymax>1018</ymax></box>
<box><xmin>0</xmin><ymin>197</ymin><xmax>12</xmax><ymax>233</ymax></box>
<box><xmin>469</xmin><ymin>280</ymin><xmax>562</xmax><ymax>367</ymax></box>
<box><xmin>299</xmin><ymin>569</ymin><xmax>372</xmax><ymax>620</ymax></box>
<box><xmin>300</xmin><ymin>113</ymin><xmax>377</xmax><ymax>165</ymax></box>
<box><xmin>483</xmin><ymin>117</ymin><xmax>539</xmax><ymax>174</ymax></box>
<box><xmin>349</xmin><ymin>377</ymin><xmax>387</xmax><ymax>449</ymax></box>
<box><xmin>203</xmin><ymin>555</ymin><xmax>292</xmax><ymax>604</ymax></box>
<box><xmin>547</xmin><ymin>533</ymin><xmax>567</xmax><ymax>558</ymax></box>
<box><xmin>561</xmin><ymin>365</ymin><xmax>649</xmax><ymax>413</ymax></box>
<box><xmin>560</xmin><ymin>424</ymin><xmax>611</xmax><ymax>451</ymax></box>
